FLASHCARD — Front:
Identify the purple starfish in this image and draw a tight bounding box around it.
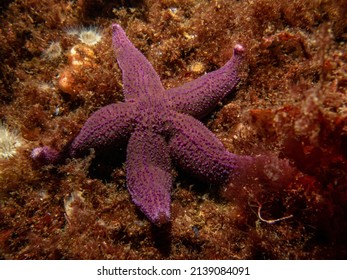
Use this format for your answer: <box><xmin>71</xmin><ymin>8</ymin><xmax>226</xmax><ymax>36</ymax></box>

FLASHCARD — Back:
<box><xmin>31</xmin><ymin>23</ymin><xmax>251</xmax><ymax>225</ymax></box>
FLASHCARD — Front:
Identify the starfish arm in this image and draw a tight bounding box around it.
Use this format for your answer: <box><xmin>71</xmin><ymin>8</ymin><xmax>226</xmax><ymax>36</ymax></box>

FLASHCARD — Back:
<box><xmin>126</xmin><ymin>129</ymin><xmax>172</xmax><ymax>225</ymax></box>
<box><xmin>31</xmin><ymin>146</ymin><xmax>63</xmax><ymax>165</ymax></box>
<box><xmin>112</xmin><ymin>24</ymin><xmax>165</xmax><ymax>101</ymax></box>
<box><xmin>168</xmin><ymin>112</ymin><xmax>251</xmax><ymax>185</ymax></box>
<box><xmin>69</xmin><ymin>102</ymin><xmax>137</xmax><ymax>157</ymax></box>
<box><xmin>167</xmin><ymin>44</ymin><xmax>245</xmax><ymax>119</ymax></box>
<box><xmin>31</xmin><ymin>102</ymin><xmax>138</xmax><ymax>165</ymax></box>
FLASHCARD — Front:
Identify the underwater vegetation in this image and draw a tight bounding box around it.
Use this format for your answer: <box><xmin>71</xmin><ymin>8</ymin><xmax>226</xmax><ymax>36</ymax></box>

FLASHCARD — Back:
<box><xmin>0</xmin><ymin>0</ymin><xmax>346</xmax><ymax>259</ymax></box>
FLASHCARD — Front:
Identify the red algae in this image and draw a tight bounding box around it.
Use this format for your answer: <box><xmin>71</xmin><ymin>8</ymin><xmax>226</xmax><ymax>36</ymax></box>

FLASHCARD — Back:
<box><xmin>0</xmin><ymin>0</ymin><xmax>346</xmax><ymax>259</ymax></box>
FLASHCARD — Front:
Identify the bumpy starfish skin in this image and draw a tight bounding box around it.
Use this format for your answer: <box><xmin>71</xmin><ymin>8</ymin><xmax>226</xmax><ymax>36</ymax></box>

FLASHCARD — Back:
<box><xmin>167</xmin><ymin>44</ymin><xmax>245</xmax><ymax>119</ymax></box>
<box><xmin>31</xmin><ymin>24</ymin><xmax>248</xmax><ymax>225</ymax></box>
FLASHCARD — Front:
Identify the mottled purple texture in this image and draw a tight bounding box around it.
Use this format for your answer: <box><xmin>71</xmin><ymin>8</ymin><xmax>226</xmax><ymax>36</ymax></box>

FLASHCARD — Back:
<box><xmin>167</xmin><ymin>44</ymin><xmax>245</xmax><ymax>119</ymax></box>
<box><xmin>126</xmin><ymin>130</ymin><xmax>172</xmax><ymax>226</ymax></box>
<box><xmin>31</xmin><ymin>23</ymin><xmax>247</xmax><ymax>225</ymax></box>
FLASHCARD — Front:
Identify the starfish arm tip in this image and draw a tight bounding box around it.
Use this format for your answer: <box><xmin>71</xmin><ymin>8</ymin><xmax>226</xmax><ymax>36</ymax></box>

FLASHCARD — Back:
<box><xmin>111</xmin><ymin>23</ymin><xmax>127</xmax><ymax>48</ymax></box>
<box><xmin>132</xmin><ymin>193</ymin><xmax>171</xmax><ymax>226</ymax></box>
<box><xmin>31</xmin><ymin>146</ymin><xmax>60</xmax><ymax>165</ymax></box>
<box><xmin>233</xmin><ymin>44</ymin><xmax>245</xmax><ymax>56</ymax></box>
<box><xmin>154</xmin><ymin>211</ymin><xmax>171</xmax><ymax>226</ymax></box>
<box><xmin>112</xmin><ymin>23</ymin><xmax>121</xmax><ymax>31</ymax></box>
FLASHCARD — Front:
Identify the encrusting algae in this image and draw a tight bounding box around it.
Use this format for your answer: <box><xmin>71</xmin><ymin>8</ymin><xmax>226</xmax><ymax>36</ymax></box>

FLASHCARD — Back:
<box><xmin>0</xmin><ymin>0</ymin><xmax>346</xmax><ymax>259</ymax></box>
